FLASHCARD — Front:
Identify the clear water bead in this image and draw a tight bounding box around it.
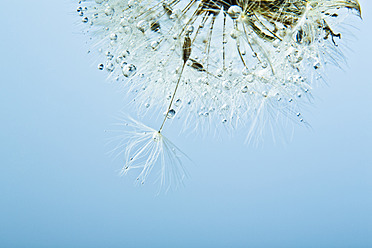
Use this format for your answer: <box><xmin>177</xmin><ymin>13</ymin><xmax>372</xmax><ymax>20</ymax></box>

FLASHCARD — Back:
<box><xmin>227</xmin><ymin>5</ymin><xmax>242</xmax><ymax>19</ymax></box>
<box><xmin>152</xmin><ymin>132</ymin><xmax>161</xmax><ymax>142</ymax></box>
<box><xmin>110</xmin><ymin>33</ymin><xmax>118</xmax><ymax>40</ymax></box>
<box><xmin>241</xmin><ymin>86</ymin><xmax>249</xmax><ymax>93</ymax></box>
<box><xmin>175</xmin><ymin>99</ymin><xmax>182</xmax><ymax>107</ymax></box>
<box><xmin>122</xmin><ymin>64</ymin><xmax>137</xmax><ymax>77</ymax></box>
<box><xmin>104</xmin><ymin>6</ymin><xmax>114</xmax><ymax>16</ymax></box>
<box><xmin>166</xmin><ymin>109</ymin><xmax>176</xmax><ymax>119</ymax></box>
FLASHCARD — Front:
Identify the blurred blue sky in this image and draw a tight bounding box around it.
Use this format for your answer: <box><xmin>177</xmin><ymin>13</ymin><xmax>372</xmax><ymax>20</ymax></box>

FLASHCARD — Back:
<box><xmin>0</xmin><ymin>0</ymin><xmax>371</xmax><ymax>247</ymax></box>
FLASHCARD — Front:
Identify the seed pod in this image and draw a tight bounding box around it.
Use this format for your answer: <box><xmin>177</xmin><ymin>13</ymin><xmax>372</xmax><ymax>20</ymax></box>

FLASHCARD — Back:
<box><xmin>182</xmin><ymin>36</ymin><xmax>191</xmax><ymax>63</ymax></box>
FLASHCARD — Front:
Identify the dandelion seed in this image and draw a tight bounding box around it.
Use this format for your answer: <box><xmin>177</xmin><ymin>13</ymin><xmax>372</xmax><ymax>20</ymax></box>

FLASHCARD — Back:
<box><xmin>78</xmin><ymin>0</ymin><xmax>361</xmax><ymax>187</ymax></box>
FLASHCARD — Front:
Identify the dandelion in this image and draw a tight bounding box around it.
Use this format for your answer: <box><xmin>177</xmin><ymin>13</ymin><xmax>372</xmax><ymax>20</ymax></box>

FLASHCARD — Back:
<box><xmin>77</xmin><ymin>0</ymin><xmax>361</xmax><ymax>187</ymax></box>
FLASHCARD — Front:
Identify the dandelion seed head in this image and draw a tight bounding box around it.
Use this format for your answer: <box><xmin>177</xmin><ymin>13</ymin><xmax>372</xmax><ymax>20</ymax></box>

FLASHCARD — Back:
<box><xmin>78</xmin><ymin>0</ymin><xmax>361</xmax><ymax>187</ymax></box>
<box><xmin>79</xmin><ymin>0</ymin><xmax>360</xmax><ymax>130</ymax></box>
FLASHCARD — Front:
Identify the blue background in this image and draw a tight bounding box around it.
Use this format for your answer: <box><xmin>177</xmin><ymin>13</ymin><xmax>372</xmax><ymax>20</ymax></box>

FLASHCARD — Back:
<box><xmin>0</xmin><ymin>0</ymin><xmax>371</xmax><ymax>247</ymax></box>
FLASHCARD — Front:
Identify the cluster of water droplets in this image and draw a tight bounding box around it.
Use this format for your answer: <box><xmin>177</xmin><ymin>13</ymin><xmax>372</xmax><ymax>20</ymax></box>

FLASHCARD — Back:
<box><xmin>77</xmin><ymin>0</ymin><xmax>360</xmax><ymax>135</ymax></box>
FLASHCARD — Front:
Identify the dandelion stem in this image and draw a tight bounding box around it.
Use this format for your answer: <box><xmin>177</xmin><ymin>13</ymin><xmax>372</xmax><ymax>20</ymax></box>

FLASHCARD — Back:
<box><xmin>159</xmin><ymin>62</ymin><xmax>186</xmax><ymax>132</ymax></box>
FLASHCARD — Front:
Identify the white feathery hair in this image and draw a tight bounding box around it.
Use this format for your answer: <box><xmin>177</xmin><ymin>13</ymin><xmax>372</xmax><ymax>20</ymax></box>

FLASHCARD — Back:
<box><xmin>77</xmin><ymin>0</ymin><xmax>361</xmax><ymax>187</ymax></box>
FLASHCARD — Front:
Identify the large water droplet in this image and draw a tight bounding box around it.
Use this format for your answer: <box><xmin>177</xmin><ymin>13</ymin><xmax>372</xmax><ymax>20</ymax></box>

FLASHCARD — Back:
<box><xmin>227</xmin><ymin>5</ymin><xmax>242</xmax><ymax>19</ymax></box>
<box><xmin>166</xmin><ymin>109</ymin><xmax>176</xmax><ymax>119</ymax></box>
<box><xmin>122</xmin><ymin>64</ymin><xmax>137</xmax><ymax>77</ymax></box>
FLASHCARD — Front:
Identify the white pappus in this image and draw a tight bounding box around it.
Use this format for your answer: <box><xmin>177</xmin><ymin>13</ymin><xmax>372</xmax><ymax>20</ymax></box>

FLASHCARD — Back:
<box><xmin>76</xmin><ymin>0</ymin><xmax>361</xmax><ymax>189</ymax></box>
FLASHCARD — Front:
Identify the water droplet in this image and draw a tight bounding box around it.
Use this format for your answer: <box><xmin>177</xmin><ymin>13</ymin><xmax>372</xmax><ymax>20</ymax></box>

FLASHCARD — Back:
<box><xmin>186</xmin><ymin>25</ymin><xmax>194</xmax><ymax>35</ymax></box>
<box><xmin>227</xmin><ymin>5</ymin><xmax>242</xmax><ymax>19</ymax></box>
<box><xmin>245</xmin><ymin>74</ymin><xmax>254</xmax><ymax>83</ymax></box>
<box><xmin>313</xmin><ymin>62</ymin><xmax>321</xmax><ymax>69</ymax></box>
<box><xmin>220</xmin><ymin>104</ymin><xmax>229</xmax><ymax>111</ymax></box>
<box><xmin>152</xmin><ymin>132</ymin><xmax>161</xmax><ymax>142</ymax></box>
<box><xmin>137</xmin><ymin>20</ymin><xmax>148</xmax><ymax>32</ymax></box>
<box><xmin>110</xmin><ymin>33</ymin><xmax>117</xmax><ymax>40</ymax></box>
<box><xmin>241</xmin><ymin>86</ymin><xmax>248</xmax><ymax>93</ymax></box>
<box><xmin>106</xmin><ymin>62</ymin><xmax>114</xmax><ymax>72</ymax></box>
<box><xmin>98</xmin><ymin>63</ymin><xmax>104</xmax><ymax>70</ymax></box>
<box><xmin>82</xmin><ymin>17</ymin><xmax>88</xmax><ymax>23</ymax></box>
<box><xmin>122</xmin><ymin>64</ymin><xmax>137</xmax><ymax>77</ymax></box>
<box><xmin>120</xmin><ymin>18</ymin><xmax>126</xmax><ymax>27</ymax></box>
<box><xmin>287</xmin><ymin>48</ymin><xmax>303</xmax><ymax>64</ymax></box>
<box><xmin>222</xmin><ymin>80</ymin><xmax>231</xmax><ymax>90</ymax></box>
<box><xmin>105</xmin><ymin>6</ymin><xmax>114</xmax><ymax>16</ymax></box>
<box><xmin>175</xmin><ymin>99</ymin><xmax>182</xmax><ymax>107</ymax></box>
<box><xmin>166</xmin><ymin>109</ymin><xmax>176</xmax><ymax>119</ymax></box>
<box><xmin>230</xmin><ymin>29</ymin><xmax>240</xmax><ymax>39</ymax></box>
<box><xmin>150</xmin><ymin>40</ymin><xmax>159</xmax><ymax>50</ymax></box>
<box><xmin>242</xmin><ymin>67</ymin><xmax>249</xmax><ymax>76</ymax></box>
<box><xmin>128</xmin><ymin>0</ymin><xmax>136</xmax><ymax>7</ymax></box>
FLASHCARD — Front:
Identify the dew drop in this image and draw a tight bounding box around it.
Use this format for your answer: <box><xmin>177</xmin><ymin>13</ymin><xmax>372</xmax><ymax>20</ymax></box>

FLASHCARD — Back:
<box><xmin>150</xmin><ymin>40</ymin><xmax>159</xmax><ymax>50</ymax></box>
<box><xmin>313</xmin><ymin>62</ymin><xmax>321</xmax><ymax>69</ymax></box>
<box><xmin>175</xmin><ymin>99</ymin><xmax>182</xmax><ymax>107</ymax></box>
<box><xmin>230</xmin><ymin>29</ymin><xmax>240</xmax><ymax>39</ymax></box>
<box><xmin>110</xmin><ymin>33</ymin><xmax>118</xmax><ymax>40</ymax></box>
<box><xmin>122</xmin><ymin>64</ymin><xmax>137</xmax><ymax>77</ymax></box>
<box><xmin>152</xmin><ymin>132</ymin><xmax>161</xmax><ymax>142</ymax></box>
<box><xmin>222</xmin><ymin>80</ymin><xmax>231</xmax><ymax>90</ymax></box>
<box><xmin>227</xmin><ymin>5</ymin><xmax>242</xmax><ymax>19</ymax></box>
<box><xmin>106</xmin><ymin>62</ymin><xmax>114</xmax><ymax>72</ymax></box>
<box><xmin>105</xmin><ymin>6</ymin><xmax>114</xmax><ymax>16</ymax></box>
<box><xmin>287</xmin><ymin>48</ymin><xmax>303</xmax><ymax>64</ymax></box>
<box><xmin>241</xmin><ymin>85</ymin><xmax>248</xmax><ymax>93</ymax></box>
<box><xmin>242</xmin><ymin>67</ymin><xmax>249</xmax><ymax>76</ymax></box>
<box><xmin>245</xmin><ymin>74</ymin><xmax>254</xmax><ymax>83</ymax></box>
<box><xmin>166</xmin><ymin>109</ymin><xmax>176</xmax><ymax>119</ymax></box>
<box><xmin>137</xmin><ymin>20</ymin><xmax>148</xmax><ymax>32</ymax></box>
